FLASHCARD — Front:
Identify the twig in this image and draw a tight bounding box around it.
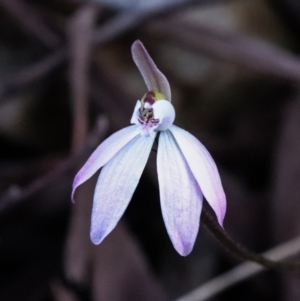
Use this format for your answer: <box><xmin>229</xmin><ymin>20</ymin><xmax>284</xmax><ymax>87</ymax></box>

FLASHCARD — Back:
<box><xmin>0</xmin><ymin>0</ymin><xmax>61</xmax><ymax>48</ymax></box>
<box><xmin>0</xmin><ymin>49</ymin><xmax>66</xmax><ymax>100</ymax></box>
<box><xmin>0</xmin><ymin>116</ymin><xmax>109</xmax><ymax>217</ymax></box>
<box><xmin>270</xmin><ymin>0</ymin><xmax>300</xmax><ymax>40</ymax></box>
<box><xmin>5</xmin><ymin>0</ymin><xmax>300</xmax><ymax>105</ymax></box>
<box><xmin>92</xmin><ymin>0</ymin><xmax>227</xmax><ymax>45</ymax></box>
<box><xmin>201</xmin><ymin>207</ymin><xmax>300</xmax><ymax>269</ymax></box>
<box><xmin>146</xmin><ymin>17</ymin><xmax>300</xmax><ymax>83</ymax></box>
<box><xmin>68</xmin><ymin>6</ymin><xmax>99</xmax><ymax>151</ymax></box>
<box><xmin>175</xmin><ymin>235</ymin><xmax>300</xmax><ymax>301</ymax></box>
<box><xmin>90</xmin><ymin>60</ymin><xmax>133</xmax><ymax>128</ymax></box>
<box><xmin>0</xmin><ymin>0</ymin><xmax>226</xmax><ymax>100</ymax></box>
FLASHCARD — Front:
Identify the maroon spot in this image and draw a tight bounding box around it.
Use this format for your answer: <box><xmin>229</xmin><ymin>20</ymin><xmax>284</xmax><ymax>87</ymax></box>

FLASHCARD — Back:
<box><xmin>144</xmin><ymin>91</ymin><xmax>155</xmax><ymax>105</ymax></box>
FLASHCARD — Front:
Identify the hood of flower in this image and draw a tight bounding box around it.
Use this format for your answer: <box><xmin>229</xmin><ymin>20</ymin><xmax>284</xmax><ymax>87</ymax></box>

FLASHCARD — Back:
<box><xmin>130</xmin><ymin>90</ymin><xmax>175</xmax><ymax>136</ymax></box>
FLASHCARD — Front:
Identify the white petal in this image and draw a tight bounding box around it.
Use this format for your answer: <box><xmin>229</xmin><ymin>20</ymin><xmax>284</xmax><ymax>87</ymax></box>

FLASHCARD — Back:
<box><xmin>131</xmin><ymin>40</ymin><xmax>172</xmax><ymax>101</ymax></box>
<box><xmin>153</xmin><ymin>100</ymin><xmax>175</xmax><ymax>131</ymax></box>
<box><xmin>169</xmin><ymin>125</ymin><xmax>226</xmax><ymax>226</ymax></box>
<box><xmin>72</xmin><ymin>125</ymin><xmax>140</xmax><ymax>201</ymax></box>
<box><xmin>157</xmin><ymin>130</ymin><xmax>203</xmax><ymax>256</ymax></box>
<box><xmin>90</xmin><ymin>133</ymin><xmax>156</xmax><ymax>244</ymax></box>
<box><xmin>130</xmin><ymin>100</ymin><xmax>141</xmax><ymax>125</ymax></box>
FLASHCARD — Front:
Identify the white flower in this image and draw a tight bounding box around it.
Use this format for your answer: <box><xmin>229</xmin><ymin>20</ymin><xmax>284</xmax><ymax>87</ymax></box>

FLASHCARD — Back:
<box><xmin>72</xmin><ymin>40</ymin><xmax>226</xmax><ymax>256</ymax></box>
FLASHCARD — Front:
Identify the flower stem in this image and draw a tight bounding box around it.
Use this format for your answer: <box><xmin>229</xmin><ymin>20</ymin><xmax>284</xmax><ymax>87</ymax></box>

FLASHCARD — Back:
<box><xmin>201</xmin><ymin>207</ymin><xmax>300</xmax><ymax>270</ymax></box>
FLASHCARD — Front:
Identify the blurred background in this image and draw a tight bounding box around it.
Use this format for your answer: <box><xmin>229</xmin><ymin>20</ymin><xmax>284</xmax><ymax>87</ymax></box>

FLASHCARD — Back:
<box><xmin>1</xmin><ymin>0</ymin><xmax>300</xmax><ymax>300</ymax></box>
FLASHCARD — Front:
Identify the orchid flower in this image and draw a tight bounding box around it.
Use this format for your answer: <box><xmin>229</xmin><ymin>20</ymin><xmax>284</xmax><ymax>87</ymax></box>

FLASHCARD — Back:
<box><xmin>72</xmin><ymin>40</ymin><xmax>226</xmax><ymax>256</ymax></box>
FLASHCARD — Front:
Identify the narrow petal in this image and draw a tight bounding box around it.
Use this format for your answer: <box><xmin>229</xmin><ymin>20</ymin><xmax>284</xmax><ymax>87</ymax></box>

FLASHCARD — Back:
<box><xmin>169</xmin><ymin>125</ymin><xmax>226</xmax><ymax>226</ymax></box>
<box><xmin>131</xmin><ymin>40</ymin><xmax>171</xmax><ymax>101</ymax></box>
<box><xmin>90</xmin><ymin>133</ymin><xmax>155</xmax><ymax>244</ymax></box>
<box><xmin>72</xmin><ymin>125</ymin><xmax>140</xmax><ymax>201</ymax></box>
<box><xmin>157</xmin><ymin>130</ymin><xmax>203</xmax><ymax>256</ymax></box>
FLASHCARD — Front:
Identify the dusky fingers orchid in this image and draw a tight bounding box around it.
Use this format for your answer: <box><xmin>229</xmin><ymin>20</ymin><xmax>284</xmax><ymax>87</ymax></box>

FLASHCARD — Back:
<box><xmin>72</xmin><ymin>40</ymin><xmax>226</xmax><ymax>256</ymax></box>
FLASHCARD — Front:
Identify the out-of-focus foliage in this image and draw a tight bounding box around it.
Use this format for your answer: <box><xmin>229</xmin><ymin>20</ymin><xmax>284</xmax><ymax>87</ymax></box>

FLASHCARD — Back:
<box><xmin>1</xmin><ymin>0</ymin><xmax>300</xmax><ymax>300</ymax></box>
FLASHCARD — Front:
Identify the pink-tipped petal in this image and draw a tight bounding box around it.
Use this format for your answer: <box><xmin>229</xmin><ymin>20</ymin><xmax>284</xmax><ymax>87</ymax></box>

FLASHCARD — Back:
<box><xmin>72</xmin><ymin>125</ymin><xmax>140</xmax><ymax>201</ymax></box>
<box><xmin>131</xmin><ymin>40</ymin><xmax>171</xmax><ymax>101</ymax></box>
<box><xmin>169</xmin><ymin>125</ymin><xmax>226</xmax><ymax>226</ymax></box>
<box><xmin>90</xmin><ymin>134</ymin><xmax>155</xmax><ymax>245</ymax></box>
<box><xmin>157</xmin><ymin>130</ymin><xmax>203</xmax><ymax>256</ymax></box>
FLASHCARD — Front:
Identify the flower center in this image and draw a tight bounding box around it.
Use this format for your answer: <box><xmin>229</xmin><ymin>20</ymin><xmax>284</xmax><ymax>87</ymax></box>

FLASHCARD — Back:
<box><xmin>130</xmin><ymin>90</ymin><xmax>175</xmax><ymax>136</ymax></box>
<box><xmin>137</xmin><ymin>91</ymin><xmax>165</xmax><ymax>132</ymax></box>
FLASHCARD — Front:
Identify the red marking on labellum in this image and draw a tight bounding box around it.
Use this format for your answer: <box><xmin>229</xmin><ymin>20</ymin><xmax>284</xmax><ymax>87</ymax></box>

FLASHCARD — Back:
<box><xmin>138</xmin><ymin>95</ymin><xmax>159</xmax><ymax>132</ymax></box>
<box><xmin>144</xmin><ymin>91</ymin><xmax>155</xmax><ymax>105</ymax></box>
